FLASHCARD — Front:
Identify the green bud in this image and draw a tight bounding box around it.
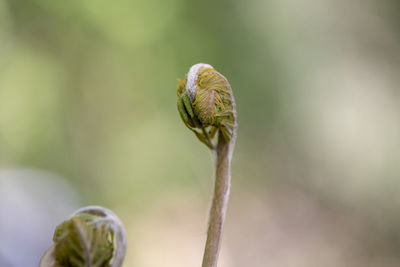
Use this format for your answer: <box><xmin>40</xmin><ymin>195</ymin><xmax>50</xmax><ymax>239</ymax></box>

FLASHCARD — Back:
<box><xmin>177</xmin><ymin>63</ymin><xmax>236</xmax><ymax>149</ymax></box>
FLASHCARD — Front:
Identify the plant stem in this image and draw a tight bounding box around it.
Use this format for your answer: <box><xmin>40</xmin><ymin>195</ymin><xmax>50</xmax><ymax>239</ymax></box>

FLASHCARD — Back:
<box><xmin>202</xmin><ymin>131</ymin><xmax>236</xmax><ymax>267</ymax></box>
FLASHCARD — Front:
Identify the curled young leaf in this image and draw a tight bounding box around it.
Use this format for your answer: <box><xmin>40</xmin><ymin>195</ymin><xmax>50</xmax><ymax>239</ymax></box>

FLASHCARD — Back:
<box><xmin>40</xmin><ymin>206</ymin><xmax>126</xmax><ymax>267</ymax></box>
<box><xmin>177</xmin><ymin>63</ymin><xmax>236</xmax><ymax>149</ymax></box>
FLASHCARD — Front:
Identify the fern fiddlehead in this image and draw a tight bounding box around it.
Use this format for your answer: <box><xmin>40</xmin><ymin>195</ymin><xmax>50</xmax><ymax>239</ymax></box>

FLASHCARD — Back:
<box><xmin>177</xmin><ymin>63</ymin><xmax>237</xmax><ymax>267</ymax></box>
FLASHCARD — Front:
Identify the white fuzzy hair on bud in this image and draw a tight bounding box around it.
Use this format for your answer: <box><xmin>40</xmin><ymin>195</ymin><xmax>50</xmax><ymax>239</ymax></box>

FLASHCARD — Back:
<box><xmin>185</xmin><ymin>63</ymin><xmax>213</xmax><ymax>102</ymax></box>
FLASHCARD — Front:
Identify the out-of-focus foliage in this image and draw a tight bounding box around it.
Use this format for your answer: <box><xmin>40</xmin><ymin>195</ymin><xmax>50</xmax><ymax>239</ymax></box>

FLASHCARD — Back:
<box><xmin>53</xmin><ymin>215</ymin><xmax>113</xmax><ymax>267</ymax></box>
<box><xmin>1</xmin><ymin>0</ymin><xmax>400</xmax><ymax>266</ymax></box>
<box><xmin>40</xmin><ymin>206</ymin><xmax>127</xmax><ymax>267</ymax></box>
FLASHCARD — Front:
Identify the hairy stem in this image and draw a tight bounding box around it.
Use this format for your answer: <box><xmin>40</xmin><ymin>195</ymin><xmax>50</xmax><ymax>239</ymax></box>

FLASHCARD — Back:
<box><xmin>202</xmin><ymin>131</ymin><xmax>236</xmax><ymax>267</ymax></box>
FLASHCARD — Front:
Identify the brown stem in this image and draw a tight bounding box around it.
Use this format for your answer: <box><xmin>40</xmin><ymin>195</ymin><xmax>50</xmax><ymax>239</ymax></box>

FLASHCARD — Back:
<box><xmin>202</xmin><ymin>131</ymin><xmax>236</xmax><ymax>267</ymax></box>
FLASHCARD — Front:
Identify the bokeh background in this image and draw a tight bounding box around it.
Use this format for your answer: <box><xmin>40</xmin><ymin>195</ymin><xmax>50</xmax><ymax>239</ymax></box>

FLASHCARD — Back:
<box><xmin>1</xmin><ymin>0</ymin><xmax>400</xmax><ymax>266</ymax></box>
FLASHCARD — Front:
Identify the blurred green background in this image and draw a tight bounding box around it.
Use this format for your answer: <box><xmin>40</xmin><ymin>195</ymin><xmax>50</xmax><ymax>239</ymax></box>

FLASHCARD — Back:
<box><xmin>1</xmin><ymin>0</ymin><xmax>400</xmax><ymax>266</ymax></box>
